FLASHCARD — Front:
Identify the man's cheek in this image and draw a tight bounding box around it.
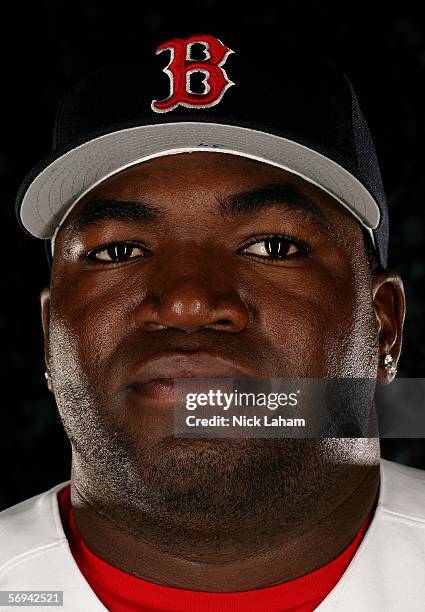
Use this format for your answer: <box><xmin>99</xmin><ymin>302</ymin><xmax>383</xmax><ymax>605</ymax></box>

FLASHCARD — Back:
<box><xmin>48</xmin><ymin>307</ymin><xmax>108</xmax><ymax>393</ymax></box>
<box><xmin>54</xmin><ymin>286</ymin><xmax>126</xmax><ymax>343</ymax></box>
<box><xmin>260</xmin><ymin>301</ymin><xmax>331</xmax><ymax>369</ymax></box>
<box><xmin>260</xmin><ymin>284</ymin><xmax>355</xmax><ymax>370</ymax></box>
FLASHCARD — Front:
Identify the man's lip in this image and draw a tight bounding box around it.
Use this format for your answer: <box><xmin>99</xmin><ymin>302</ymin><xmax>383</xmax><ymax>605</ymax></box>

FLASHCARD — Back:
<box><xmin>127</xmin><ymin>351</ymin><xmax>254</xmax><ymax>387</ymax></box>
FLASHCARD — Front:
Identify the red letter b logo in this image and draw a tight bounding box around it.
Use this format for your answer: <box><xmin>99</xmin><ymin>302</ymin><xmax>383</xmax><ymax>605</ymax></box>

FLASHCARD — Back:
<box><xmin>151</xmin><ymin>34</ymin><xmax>234</xmax><ymax>113</ymax></box>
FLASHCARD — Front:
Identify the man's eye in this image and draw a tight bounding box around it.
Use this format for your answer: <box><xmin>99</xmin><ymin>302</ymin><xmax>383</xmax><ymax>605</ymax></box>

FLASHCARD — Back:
<box><xmin>85</xmin><ymin>242</ymin><xmax>149</xmax><ymax>263</ymax></box>
<box><xmin>240</xmin><ymin>236</ymin><xmax>309</xmax><ymax>260</ymax></box>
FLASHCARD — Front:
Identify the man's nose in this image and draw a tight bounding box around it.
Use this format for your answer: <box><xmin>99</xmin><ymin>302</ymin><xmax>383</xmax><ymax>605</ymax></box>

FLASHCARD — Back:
<box><xmin>134</xmin><ymin>274</ymin><xmax>250</xmax><ymax>333</ymax></box>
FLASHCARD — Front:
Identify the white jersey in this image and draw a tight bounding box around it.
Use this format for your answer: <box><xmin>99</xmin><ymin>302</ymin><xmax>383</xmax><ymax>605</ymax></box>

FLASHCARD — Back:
<box><xmin>0</xmin><ymin>458</ymin><xmax>425</xmax><ymax>611</ymax></box>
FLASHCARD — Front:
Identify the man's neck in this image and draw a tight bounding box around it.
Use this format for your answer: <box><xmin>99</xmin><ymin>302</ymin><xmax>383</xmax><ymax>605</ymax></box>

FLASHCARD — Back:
<box><xmin>69</xmin><ymin>463</ymin><xmax>380</xmax><ymax>591</ymax></box>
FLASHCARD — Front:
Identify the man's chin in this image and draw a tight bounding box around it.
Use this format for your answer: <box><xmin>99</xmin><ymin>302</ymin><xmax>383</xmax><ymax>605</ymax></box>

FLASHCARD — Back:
<box><xmin>130</xmin><ymin>437</ymin><xmax>305</xmax><ymax>519</ymax></box>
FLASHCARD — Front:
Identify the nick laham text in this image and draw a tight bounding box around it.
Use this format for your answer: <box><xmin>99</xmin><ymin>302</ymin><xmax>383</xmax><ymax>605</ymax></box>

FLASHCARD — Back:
<box><xmin>186</xmin><ymin>416</ymin><xmax>306</xmax><ymax>427</ymax></box>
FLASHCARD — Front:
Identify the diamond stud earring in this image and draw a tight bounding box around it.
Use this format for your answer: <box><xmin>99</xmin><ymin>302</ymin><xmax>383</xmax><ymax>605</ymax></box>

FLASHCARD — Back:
<box><xmin>383</xmin><ymin>354</ymin><xmax>397</xmax><ymax>376</ymax></box>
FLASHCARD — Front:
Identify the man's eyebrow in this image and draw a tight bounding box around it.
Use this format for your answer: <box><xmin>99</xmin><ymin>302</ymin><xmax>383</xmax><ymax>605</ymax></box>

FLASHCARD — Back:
<box><xmin>65</xmin><ymin>183</ymin><xmax>329</xmax><ymax>238</ymax></box>
<box><xmin>65</xmin><ymin>198</ymin><xmax>161</xmax><ymax>237</ymax></box>
<box><xmin>218</xmin><ymin>183</ymin><xmax>329</xmax><ymax>227</ymax></box>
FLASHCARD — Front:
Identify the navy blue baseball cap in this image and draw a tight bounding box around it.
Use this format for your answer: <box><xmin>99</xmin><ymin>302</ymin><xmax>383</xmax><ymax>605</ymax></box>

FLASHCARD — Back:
<box><xmin>15</xmin><ymin>33</ymin><xmax>388</xmax><ymax>268</ymax></box>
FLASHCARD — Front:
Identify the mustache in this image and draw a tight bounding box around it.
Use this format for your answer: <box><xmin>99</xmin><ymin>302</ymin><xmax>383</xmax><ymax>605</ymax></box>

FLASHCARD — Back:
<box><xmin>99</xmin><ymin>330</ymin><xmax>296</xmax><ymax>387</ymax></box>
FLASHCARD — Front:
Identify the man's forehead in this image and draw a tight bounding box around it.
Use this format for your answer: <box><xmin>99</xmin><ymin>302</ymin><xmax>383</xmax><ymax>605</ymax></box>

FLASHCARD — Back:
<box><xmin>64</xmin><ymin>152</ymin><xmax>350</xmax><ymax>222</ymax></box>
<box><xmin>51</xmin><ymin>152</ymin><xmax>365</xmax><ymax>258</ymax></box>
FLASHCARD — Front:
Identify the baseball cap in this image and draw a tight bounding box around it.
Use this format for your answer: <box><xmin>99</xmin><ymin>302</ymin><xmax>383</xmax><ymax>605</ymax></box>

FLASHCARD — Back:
<box><xmin>15</xmin><ymin>33</ymin><xmax>389</xmax><ymax>268</ymax></box>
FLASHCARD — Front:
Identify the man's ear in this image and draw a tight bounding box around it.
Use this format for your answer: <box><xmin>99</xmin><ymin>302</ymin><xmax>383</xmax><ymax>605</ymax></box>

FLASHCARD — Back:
<box><xmin>372</xmin><ymin>269</ymin><xmax>406</xmax><ymax>383</ymax></box>
<box><xmin>40</xmin><ymin>286</ymin><xmax>53</xmax><ymax>393</ymax></box>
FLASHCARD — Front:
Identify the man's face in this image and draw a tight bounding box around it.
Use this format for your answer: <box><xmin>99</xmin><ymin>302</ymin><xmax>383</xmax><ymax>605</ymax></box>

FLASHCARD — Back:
<box><xmin>41</xmin><ymin>152</ymin><xmax>382</xmax><ymax>537</ymax></box>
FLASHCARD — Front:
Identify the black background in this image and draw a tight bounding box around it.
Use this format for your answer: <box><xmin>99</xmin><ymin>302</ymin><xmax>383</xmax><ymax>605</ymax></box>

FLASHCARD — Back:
<box><xmin>1</xmin><ymin>1</ymin><xmax>424</xmax><ymax>511</ymax></box>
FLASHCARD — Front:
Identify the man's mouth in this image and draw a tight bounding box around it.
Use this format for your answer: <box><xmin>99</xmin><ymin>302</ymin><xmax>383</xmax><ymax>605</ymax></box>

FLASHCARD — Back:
<box><xmin>126</xmin><ymin>350</ymin><xmax>254</xmax><ymax>404</ymax></box>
